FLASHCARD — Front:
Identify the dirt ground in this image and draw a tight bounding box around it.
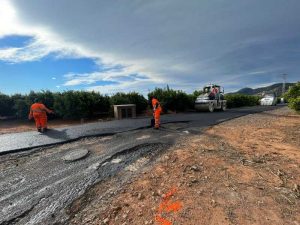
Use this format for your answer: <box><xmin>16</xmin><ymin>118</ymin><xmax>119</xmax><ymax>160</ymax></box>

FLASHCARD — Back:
<box><xmin>67</xmin><ymin>107</ymin><xmax>300</xmax><ymax>225</ymax></box>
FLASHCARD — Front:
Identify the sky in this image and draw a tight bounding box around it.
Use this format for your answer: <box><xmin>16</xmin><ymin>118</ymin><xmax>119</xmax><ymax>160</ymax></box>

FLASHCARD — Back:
<box><xmin>0</xmin><ymin>0</ymin><xmax>299</xmax><ymax>95</ymax></box>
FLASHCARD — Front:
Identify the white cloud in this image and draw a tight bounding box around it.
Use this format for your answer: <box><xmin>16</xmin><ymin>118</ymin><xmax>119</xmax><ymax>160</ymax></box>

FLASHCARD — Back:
<box><xmin>1</xmin><ymin>0</ymin><xmax>300</xmax><ymax>92</ymax></box>
<box><xmin>0</xmin><ymin>39</ymin><xmax>52</xmax><ymax>63</ymax></box>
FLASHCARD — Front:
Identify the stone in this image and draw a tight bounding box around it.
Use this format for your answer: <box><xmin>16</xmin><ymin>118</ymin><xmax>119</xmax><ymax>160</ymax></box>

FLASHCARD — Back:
<box><xmin>63</xmin><ymin>149</ymin><xmax>89</xmax><ymax>162</ymax></box>
<box><xmin>103</xmin><ymin>218</ymin><xmax>110</xmax><ymax>224</ymax></box>
<box><xmin>137</xmin><ymin>193</ymin><xmax>144</xmax><ymax>200</ymax></box>
<box><xmin>191</xmin><ymin>165</ymin><xmax>200</xmax><ymax>172</ymax></box>
<box><xmin>111</xmin><ymin>158</ymin><xmax>123</xmax><ymax>164</ymax></box>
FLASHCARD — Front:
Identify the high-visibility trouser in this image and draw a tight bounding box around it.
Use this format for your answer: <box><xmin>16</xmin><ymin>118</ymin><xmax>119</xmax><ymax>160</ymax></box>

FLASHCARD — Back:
<box><xmin>33</xmin><ymin>112</ymin><xmax>48</xmax><ymax>129</ymax></box>
<box><xmin>154</xmin><ymin>109</ymin><xmax>161</xmax><ymax>128</ymax></box>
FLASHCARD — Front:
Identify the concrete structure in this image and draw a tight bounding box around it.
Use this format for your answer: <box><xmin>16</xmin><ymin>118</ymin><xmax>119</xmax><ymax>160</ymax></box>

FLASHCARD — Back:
<box><xmin>63</xmin><ymin>149</ymin><xmax>89</xmax><ymax>162</ymax></box>
<box><xmin>113</xmin><ymin>104</ymin><xmax>136</xmax><ymax>119</ymax></box>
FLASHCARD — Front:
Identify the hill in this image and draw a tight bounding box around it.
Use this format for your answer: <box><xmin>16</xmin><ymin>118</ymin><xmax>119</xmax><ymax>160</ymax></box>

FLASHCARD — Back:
<box><xmin>234</xmin><ymin>83</ymin><xmax>296</xmax><ymax>96</ymax></box>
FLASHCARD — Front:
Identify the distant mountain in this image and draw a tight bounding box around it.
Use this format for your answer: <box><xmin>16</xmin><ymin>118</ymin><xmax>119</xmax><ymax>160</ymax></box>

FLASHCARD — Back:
<box><xmin>234</xmin><ymin>83</ymin><xmax>296</xmax><ymax>96</ymax></box>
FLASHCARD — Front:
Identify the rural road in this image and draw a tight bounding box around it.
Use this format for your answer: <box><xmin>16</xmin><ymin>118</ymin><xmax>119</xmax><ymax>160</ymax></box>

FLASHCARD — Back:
<box><xmin>0</xmin><ymin>106</ymin><xmax>283</xmax><ymax>225</ymax></box>
<box><xmin>0</xmin><ymin>105</ymin><xmax>281</xmax><ymax>155</ymax></box>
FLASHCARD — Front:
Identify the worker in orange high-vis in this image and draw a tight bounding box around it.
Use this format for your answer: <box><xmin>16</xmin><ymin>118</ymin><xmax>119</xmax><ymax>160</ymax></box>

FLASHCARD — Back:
<box><xmin>151</xmin><ymin>96</ymin><xmax>162</xmax><ymax>129</ymax></box>
<box><xmin>28</xmin><ymin>98</ymin><xmax>54</xmax><ymax>132</ymax></box>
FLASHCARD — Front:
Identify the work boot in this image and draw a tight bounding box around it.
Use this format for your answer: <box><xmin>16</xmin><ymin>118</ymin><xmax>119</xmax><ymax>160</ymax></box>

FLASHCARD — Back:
<box><xmin>41</xmin><ymin>127</ymin><xmax>47</xmax><ymax>133</ymax></box>
<box><xmin>37</xmin><ymin>127</ymin><xmax>42</xmax><ymax>132</ymax></box>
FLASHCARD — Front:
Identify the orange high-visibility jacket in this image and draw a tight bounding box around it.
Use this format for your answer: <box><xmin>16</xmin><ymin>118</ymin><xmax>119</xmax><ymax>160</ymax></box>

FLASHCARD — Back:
<box><xmin>29</xmin><ymin>103</ymin><xmax>52</xmax><ymax>118</ymax></box>
<box><xmin>152</xmin><ymin>98</ymin><xmax>162</xmax><ymax>112</ymax></box>
<box><xmin>212</xmin><ymin>87</ymin><xmax>218</xmax><ymax>94</ymax></box>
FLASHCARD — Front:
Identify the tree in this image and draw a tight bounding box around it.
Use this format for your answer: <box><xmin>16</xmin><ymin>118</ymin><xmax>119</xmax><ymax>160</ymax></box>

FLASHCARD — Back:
<box><xmin>284</xmin><ymin>82</ymin><xmax>300</xmax><ymax>112</ymax></box>
<box><xmin>110</xmin><ymin>92</ymin><xmax>148</xmax><ymax>114</ymax></box>
<box><xmin>148</xmin><ymin>87</ymin><xmax>193</xmax><ymax>112</ymax></box>
<box><xmin>0</xmin><ymin>93</ymin><xmax>15</xmax><ymax>117</ymax></box>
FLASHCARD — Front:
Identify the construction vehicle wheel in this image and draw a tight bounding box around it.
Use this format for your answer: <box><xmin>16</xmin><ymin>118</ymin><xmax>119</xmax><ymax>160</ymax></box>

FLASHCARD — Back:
<box><xmin>208</xmin><ymin>103</ymin><xmax>214</xmax><ymax>112</ymax></box>
<box><xmin>221</xmin><ymin>103</ymin><xmax>227</xmax><ymax>111</ymax></box>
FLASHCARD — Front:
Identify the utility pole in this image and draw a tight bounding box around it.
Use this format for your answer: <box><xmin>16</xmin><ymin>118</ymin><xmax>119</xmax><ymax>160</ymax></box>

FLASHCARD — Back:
<box><xmin>281</xmin><ymin>74</ymin><xmax>287</xmax><ymax>95</ymax></box>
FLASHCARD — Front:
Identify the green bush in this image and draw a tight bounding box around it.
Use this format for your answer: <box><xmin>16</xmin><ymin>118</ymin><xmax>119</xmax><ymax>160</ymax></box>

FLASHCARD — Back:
<box><xmin>53</xmin><ymin>91</ymin><xmax>110</xmax><ymax>119</ymax></box>
<box><xmin>148</xmin><ymin>87</ymin><xmax>193</xmax><ymax>112</ymax></box>
<box><xmin>12</xmin><ymin>95</ymin><xmax>30</xmax><ymax>119</ymax></box>
<box><xmin>225</xmin><ymin>94</ymin><xmax>260</xmax><ymax>108</ymax></box>
<box><xmin>284</xmin><ymin>82</ymin><xmax>300</xmax><ymax>112</ymax></box>
<box><xmin>110</xmin><ymin>92</ymin><xmax>148</xmax><ymax>114</ymax></box>
<box><xmin>288</xmin><ymin>97</ymin><xmax>300</xmax><ymax>112</ymax></box>
<box><xmin>0</xmin><ymin>93</ymin><xmax>15</xmax><ymax>117</ymax></box>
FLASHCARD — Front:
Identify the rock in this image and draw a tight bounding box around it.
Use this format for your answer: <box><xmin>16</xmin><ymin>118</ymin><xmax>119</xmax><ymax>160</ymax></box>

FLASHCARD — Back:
<box><xmin>211</xmin><ymin>199</ymin><xmax>216</xmax><ymax>207</ymax></box>
<box><xmin>112</xmin><ymin>206</ymin><xmax>122</xmax><ymax>213</ymax></box>
<box><xmin>197</xmin><ymin>190</ymin><xmax>204</xmax><ymax>195</ymax></box>
<box><xmin>111</xmin><ymin>158</ymin><xmax>122</xmax><ymax>164</ymax></box>
<box><xmin>103</xmin><ymin>218</ymin><xmax>109</xmax><ymax>224</ymax></box>
<box><xmin>137</xmin><ymin>193</ymin><xmax>144</xmax><ymax>200</ymax></box>
<box><xmin>191</xmin><ymin>165</ymin><xmax>200</xmax><ymax>172</ymax></box>
<box><xmin>191</xmin><ymin>179</ymin><xmax>198</xmax><ymax>183</ymax></box>
<box><xmin>63</xmin><ymin>149</ymin><xmax>89</xmax><ymax>162</ymax></box>
<box><xmin>293</xmin><ymin>184</ymin><xmax>299</xmax><ymax>192</ymax></box>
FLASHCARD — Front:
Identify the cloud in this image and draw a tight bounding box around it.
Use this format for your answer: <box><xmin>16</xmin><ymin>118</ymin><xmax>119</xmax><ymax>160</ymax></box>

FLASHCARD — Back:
<box><xmin>0</xmin><ymin>38</ymin><xmax>53</xmax><ymax>63</ymax></box>
<box><xmin>2</xmin><ymin>0</ymin><xmax>300</xmax><ymax>92</ymax></box>
<box><xmin>62</xmin><ymin>67</ymin><xmax>155</xmax><ymax>93</ymax></box>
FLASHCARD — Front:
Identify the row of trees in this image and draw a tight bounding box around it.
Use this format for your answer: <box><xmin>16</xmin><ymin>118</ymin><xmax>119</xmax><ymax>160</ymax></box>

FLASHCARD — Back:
<box><xmin>0</xmin><ymin>87</ymin><xmax>274</xmax><ymax>120</ymax></box>
<box><xmin>225</xmin><ymin>94</ymin><xmax>260</xmax><ymax>108</ymax></box>
<box><xmin>0</xmin><ymin>91</ymin><xmax>146</xmax><ymax>119</ymax></box>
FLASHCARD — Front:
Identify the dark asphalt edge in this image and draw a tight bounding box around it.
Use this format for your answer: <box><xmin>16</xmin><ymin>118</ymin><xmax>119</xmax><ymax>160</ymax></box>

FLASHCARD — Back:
<box><xmin>0</xmin><ymin>107</ymin><xmax>282</xmax><ymax>156</ymax></box>
<box><xmin>0</xmin><ymin>128</ymin><xmax>142</xmax><ymax>156</ymax></box>
<box><xmin>0</xmin><ymin>121</ymin><xmax>191</xmax><ymax>156</ymax></box>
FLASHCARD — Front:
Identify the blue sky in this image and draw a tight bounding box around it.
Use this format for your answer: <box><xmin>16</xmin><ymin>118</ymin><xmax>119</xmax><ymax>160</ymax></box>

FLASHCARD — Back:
<box><xmin>0</xmin><ymin>0</ymin><xmax>299</xmax><ymax>95</ymax></box>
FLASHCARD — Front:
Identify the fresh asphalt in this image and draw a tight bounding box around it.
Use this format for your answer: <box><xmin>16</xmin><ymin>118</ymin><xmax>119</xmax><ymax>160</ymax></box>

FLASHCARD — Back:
<box><xmin>0</xmin><ymin>105</ymin><xmax>283</xmax><ymax>225</ymax></box>
<box><xmin>0</xmin><ymin>105</ymin><xmax>282</xmax><ymax>155</ymax></box>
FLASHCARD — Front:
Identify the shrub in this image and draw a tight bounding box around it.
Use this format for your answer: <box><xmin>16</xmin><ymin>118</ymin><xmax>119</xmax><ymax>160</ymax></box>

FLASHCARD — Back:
<box><xmin>148</xmin><ymin>87</ymin><xmax>193</xmax><ymax>112</ymax></box>
<box><xmin>0</xmin><ymin>93</ymin><xmax>15</xmax><ymax>117</ymax></box>
<box><xmin>288</xmin><ymin>96</ymin><xmax>300</xmax><ymax>112</ymax></box>
<box><xmin>11</xmin><ymin>94</ymin><xmax>30</xmax><ymax>119</ymax></box>
<box><xmin>284</xmin><ymin>82</ymin><xmax>300</xmax><ymax>112</ymax></box>
<box><xmin>53</xmin><ymin>91</ymin><xmax>110</xmax><ymax>119</ymax></box>
<box><xmin>225</xmin><ymin>94</ymin><xmax>260</xmax><ymax>108</ymax></box>
<box><xmin>110</xmin><ymin>92</ymin><xmax>148</xmax><ymax>114</ymax></box>
<box><xmin>27</xmin><ymin>90</ymin><xmax>55</xmax><ymax>108</ymax></box>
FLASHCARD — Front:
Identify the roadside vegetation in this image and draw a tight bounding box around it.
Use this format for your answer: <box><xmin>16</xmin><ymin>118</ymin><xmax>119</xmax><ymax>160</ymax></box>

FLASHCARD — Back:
<box><xmin>1</xmin><ymin>87</ymin><xmax>264</xmax><ymax>120</ymax></box>
<box><xmin>284</xmin><ymin>82</ymin><xmax>300</xmax><ymax>112</ymax></box>
<box><xmin>224</xmin><ymin>93</ymin><xmax>260</xmax><ymax>108</ymax></box>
